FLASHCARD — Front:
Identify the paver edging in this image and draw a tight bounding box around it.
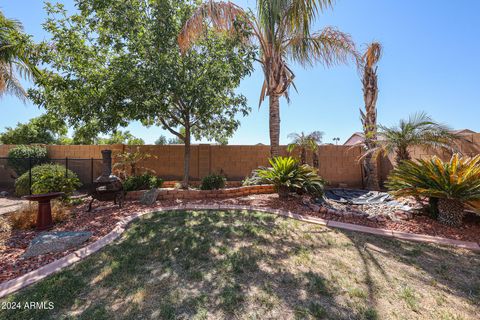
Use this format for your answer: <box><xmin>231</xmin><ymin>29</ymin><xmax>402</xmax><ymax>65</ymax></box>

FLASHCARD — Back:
<box><xmin>1</xmin><ymin>204</ymin><xmax>479</xmax><ymax>299</ymax></box>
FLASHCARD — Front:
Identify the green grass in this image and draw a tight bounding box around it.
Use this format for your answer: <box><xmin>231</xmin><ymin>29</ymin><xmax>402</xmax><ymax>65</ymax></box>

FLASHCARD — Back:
<box><xmin>1</xmin><ymin>209</ymin><xmax>479</xmax><ymax>319</ymax></box>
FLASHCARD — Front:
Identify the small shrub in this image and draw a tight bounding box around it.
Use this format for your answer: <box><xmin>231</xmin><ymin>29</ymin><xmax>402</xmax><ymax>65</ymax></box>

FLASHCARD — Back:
<box><xmin>254</xmin><ymin>156</ymin><xmax>325</xmax><ymax>198</ymax></box>
<box><xmin>8</xmin><ymin>200</ymin><xmax>71</xmax><ymax>230</ymax></box>
<box><xmin>386</xmin><ymin>154</ymin><xmax>480</xmax><ymax>226</ymax></box>
<box><xmin>123</xmin><ymin>172</ymin><xmax>163</xmax><ymax>191</ymax></box>
<box><xmin>200</xmin><ymin>173</ymin><xmax>226</xmax><ymax>190</ymax></box>
<box><xmin>7</xmin><ymin>145</ymin><xmax>48</xmax><ymax>176</ymax></box>
<box><xmin>15</xmin><ymin>163</ymin><xmax>82</xmax><ymax>196</ymax></box>
<box><xmin>242</xmin><ymin>170</ymin><xmax>267</xmax><ymax>186</ymax></box>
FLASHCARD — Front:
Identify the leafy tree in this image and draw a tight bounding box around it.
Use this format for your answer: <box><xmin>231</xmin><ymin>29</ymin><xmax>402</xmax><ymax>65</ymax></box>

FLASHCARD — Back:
<box><xmin>179</xmin><ymin>0</ymin><xmax>357</xmax><ymax>156</ymax></box>
<box><xmin>366</xmin><ymin>112</ymin><xmax>462</xmax><ymax>164</ymax></box>
<box><xmin>154</xmin><ymin>135</ymin><xmax>167</xmax><ymax>145</ymax></box>
<box><xmin>0</xmin><ymin>114</ymin><xmax>67</xmax><ymax>144</ymax></box>
<box><xmin>97</xmin><ymin>130</ymin><xmax>144</xmax><ymax>145</ymax></box>
<box><xmin>30</xmin><ymin>0</ymin><xmax>254</xmax><ymax>187</ymax></box>
<box><xmin>287</xmin><ymin>131</ymin><xmax>323</xmax><ymax>166</ymax></box>
<box><xmin>0</xmin><ymin>10</ymin><xmax>39</xmax><ymax>101</ymax></box>
<box><xmin>359</xmin><ymin>42</ymin><xmax>382</xmax><ymax>190</ymax></box>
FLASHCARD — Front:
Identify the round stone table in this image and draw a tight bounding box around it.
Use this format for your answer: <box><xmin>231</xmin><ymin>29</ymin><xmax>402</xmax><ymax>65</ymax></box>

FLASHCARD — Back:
<box><xmin>23</xmin><ymin>192</ymin><xmax>65</xmax><ymax>231</ymax></box>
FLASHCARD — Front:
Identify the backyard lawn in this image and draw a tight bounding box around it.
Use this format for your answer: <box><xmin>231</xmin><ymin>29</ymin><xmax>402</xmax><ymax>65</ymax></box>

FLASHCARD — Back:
<box><xmin>1</xmin><ymin>209</ymin><xmax>479</xmax><ymax>320</ymax></box>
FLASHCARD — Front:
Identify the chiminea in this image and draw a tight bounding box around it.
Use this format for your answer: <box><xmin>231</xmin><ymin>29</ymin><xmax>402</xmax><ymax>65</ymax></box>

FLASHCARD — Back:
<box><xmin>88</xmin><ymin>150</ymin><xmax>125</xmax><ymax>211</ymax></box>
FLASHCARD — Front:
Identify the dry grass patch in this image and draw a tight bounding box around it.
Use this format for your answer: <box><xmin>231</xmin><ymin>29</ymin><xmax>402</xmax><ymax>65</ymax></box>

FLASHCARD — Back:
<box><xmin>1</xmin><ymin>209</ymin><xmax>479</xmax><ymax>319</ymax></box>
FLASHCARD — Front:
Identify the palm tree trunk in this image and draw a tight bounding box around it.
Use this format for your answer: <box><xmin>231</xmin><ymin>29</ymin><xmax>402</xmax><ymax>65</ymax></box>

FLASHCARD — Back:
<box><xmin>301</xmin><ymin>148</ymin><xmax>306</xmax><ymax>165</ymax></box>
<box><xmin>362</xmin><ymin>153</ymin><xmax>379</xmax><ymax>190</ymax></box>
<box><xmin>269</xmin><ymin>94</ymin><xmax>281</xmax><ymax>157</ymax></box>
<box><xmin>395</xmin><ymin>146</ymin><xmax>411</xmax><ymax>164</ymax></box>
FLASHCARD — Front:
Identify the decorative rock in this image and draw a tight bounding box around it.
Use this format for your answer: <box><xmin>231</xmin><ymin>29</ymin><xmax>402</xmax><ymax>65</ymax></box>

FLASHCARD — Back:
<box><xmin>319</xmin><ymin>206</ymin><xmax>328</xmax><ymax>214</ymax></box>
<box><xmin>309</xmin><ymin>204</ymin><xmax>321</xmax><ymax>212</ymax></box>
<box><xmin>376</xmin><ymin>215</ymin><xmax>388</xmax><ymax>222</ymax></box>
<box><xmin>391</xmin><ymin>210</ymin><xmax>412</xmax><ymax>221</ymax></box>
<box><xmin>140</xmin><ymin>189</ymin><xmax>160</xmax><ymax>205</ymax></box>
<box><xmin>327</xmin><ymin>209</ymin><xmax>337</xmax><ymax>215</ymax></box>
<box><xmin>0</xmin><ymin>191</ymin><xmax>8</xmax><ymax>197</ymax></box>
<box><xmin>23</xmin><ymin>231</ymin><xmax>92</xmax><ymax>258</ymax></box>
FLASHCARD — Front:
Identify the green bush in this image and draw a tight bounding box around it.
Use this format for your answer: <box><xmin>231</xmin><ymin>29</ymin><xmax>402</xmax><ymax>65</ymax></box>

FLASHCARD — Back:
<box><xmin>255</xmin><ymin>156</ymin><xmax>325</xmax><ymax>198</ymax></box>
<box><xmin>200</xmin><ymin>173</ymin><xmax>226</xmax><ymax>190</ymax></box>
<box><xmin>386</xmin><ymin>154</ymin><xmax>480</xmax><ymax>226</ymax></box>
<box><xmin>123</xmin><ymin>172</ymin><xmax>163</xmax><ymax>191</ymax></box>
<box><xmin>242</xmin><ymin>170</ymin><xmax>266</xmax><ymax>186</ymax></box>
<box><xmin>15</xmin><ymin>163</ymin><xmax>82</xmax><ymax>196</ymax></box>
<box><xmin>7</xmin><ymin>145</ymin><xmax>48</xmax><ymax>176</ymax></box>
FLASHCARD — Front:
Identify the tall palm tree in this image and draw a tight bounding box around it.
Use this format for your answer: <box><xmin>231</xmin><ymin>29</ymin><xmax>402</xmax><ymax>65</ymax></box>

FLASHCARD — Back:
<box><xmin>178</xmin><ymin>0</ymin><xmax>357</xmax><ymax>157</ymax></box>
<box><xmin>359</xmin><ymin>42</ymin><xmax>382</xmax><ymax>189</ymax></box>
<box><xmin>367</xmin><ymin>112</ymin><xmax>462</xmax><ymax>164</ymax></box>
<box><xmin>287</xmin><ymin>131</ymin><xmax>323</xmax><ymax>166</ymax></box>
<box><xmin>0</xmin><ymin>11</ymin><xmax>38</xmax><ymax>101</ymax></box>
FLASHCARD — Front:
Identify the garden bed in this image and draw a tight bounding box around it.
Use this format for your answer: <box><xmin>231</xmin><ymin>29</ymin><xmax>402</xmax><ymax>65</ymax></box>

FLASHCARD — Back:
<box><xmin>1</xmin><ymin>192</ymin><xmax>479</xmax><ymax>285</ymax></box>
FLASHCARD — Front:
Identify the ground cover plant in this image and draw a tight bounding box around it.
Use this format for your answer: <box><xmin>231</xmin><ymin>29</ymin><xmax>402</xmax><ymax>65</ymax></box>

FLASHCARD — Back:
<box><xmin>1</xmin><ymin>209</ymin><xmax>478</xmax><ymax>319</ymax></box>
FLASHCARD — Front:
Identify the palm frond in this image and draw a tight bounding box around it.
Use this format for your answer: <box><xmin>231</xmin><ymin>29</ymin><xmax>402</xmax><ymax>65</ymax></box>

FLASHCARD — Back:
<box><xmin>178</xmin><ymin>1</ymin><xmax>253</xmax><ymax>53</ymax></box>
<box><xmin>286</xmin><ymin>26</ymin><xmax>357</xmax><ymax>67</ymax></box>
<box><xmin>363</xmin><ymin>42</ymin><xmax>382</xmax><ymax>68</ymax></box>
<box><xmin>386</xmin><ymin>154</ymin><xmax>480</xmax><ymax>201</ymax></box>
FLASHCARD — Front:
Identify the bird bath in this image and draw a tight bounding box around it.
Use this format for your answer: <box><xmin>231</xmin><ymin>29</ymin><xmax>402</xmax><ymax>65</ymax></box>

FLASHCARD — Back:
<box><xmin>23</xmin><ymin>192</ymin><xmax>65</xmax><ymax>231</ymax></box>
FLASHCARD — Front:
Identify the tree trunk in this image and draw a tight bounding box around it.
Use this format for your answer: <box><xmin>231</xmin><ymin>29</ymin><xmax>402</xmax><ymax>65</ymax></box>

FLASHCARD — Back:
<box><xmin>182</xmin><ymin>127</ymin><xmax>191</xmax><ymax>189</ymax></box>
<box><xmin>269</xmin><ymin>94</ymin><xmax>281</xmax><ymax>157</ymax></box>
<box><xmin>361</xmin><ymin>64</ymin><xmax>380</xmax><ymax>189</ymax></box>
<box><xmin>312</xmin><ymin>151</ymin><xmax>319</xmax><ymax>168</ymax></box>
<box><xmin>437</xmin><ymin>198</ymin><xmax>465</xmax><ymax>227</ymax></box>
<box><xmin>362</xmin><ymin>153</ymin><xmax>380</xmax><ymax>190</ymax></box>
<box><xmin>300</xmin><ymin>148</ymin><xmax>306</xmax><ymax>165</ymax></box>
<box><xmin>395</xmin><ymin>146</ymin><xmax>411</xmax><ymax>164</ymax></box>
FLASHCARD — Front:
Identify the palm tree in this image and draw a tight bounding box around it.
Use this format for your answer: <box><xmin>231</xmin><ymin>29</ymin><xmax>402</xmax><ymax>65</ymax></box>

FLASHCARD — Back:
<box><xmin>0</xmin><ymin>11</ymin><xmax>39</xmax><ymax>101</ymax></box>
<box><xmin>359</xmin><ymin>42</ymin><xmax>382</xmax><ymax>189</ymax></box>
<box><xmin>178</xmin><ymin>0</ymin><xmax>357</xmax><ymax>157</ymax></box>
<box><xmin>287</xmin><ymin>131</ymin><xmax>323</xmax><ymax>166</ymax></box>
<box><xmin>368</xmin><ymin>112</ymin><xmax>462</xmax><ymax>164</ymax></box>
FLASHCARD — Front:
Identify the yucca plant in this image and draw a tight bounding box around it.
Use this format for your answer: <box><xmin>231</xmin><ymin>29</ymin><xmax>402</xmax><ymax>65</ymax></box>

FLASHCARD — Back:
<box><xmin>255</xmin><ymin>156</ymin><xmax>325</xmax><ymax>198</ymax></box>
<box><xmin>386</xmin><ymin>154</ymin><xmax>480</xmax><ymax>227</ymax></box>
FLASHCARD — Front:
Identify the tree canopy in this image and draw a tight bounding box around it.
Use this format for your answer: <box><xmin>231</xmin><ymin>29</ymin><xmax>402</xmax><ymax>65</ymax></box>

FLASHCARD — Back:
<box><xmin>30</xmin><ymin>0</ymin><xmax>255</xmax><ymax>185</ymax></box>
<box><xmin>0</xmin><ymin>114</ymin><xmax>66</xmax><ymax>144</ymax></box>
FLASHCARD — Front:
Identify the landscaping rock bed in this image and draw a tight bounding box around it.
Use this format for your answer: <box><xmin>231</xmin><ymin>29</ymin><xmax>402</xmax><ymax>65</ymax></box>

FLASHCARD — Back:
<box><xmin>1</xmin><ymin>192</ymin><xmax>479</xmax><ymax>284</ymax></box>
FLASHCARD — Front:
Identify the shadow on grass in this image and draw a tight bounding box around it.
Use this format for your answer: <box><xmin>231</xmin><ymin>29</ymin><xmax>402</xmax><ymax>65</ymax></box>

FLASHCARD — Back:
<box><xmin>0</xmin><ymin>209</ymin><xmax>478</xmax><ymax>319</ymax></box>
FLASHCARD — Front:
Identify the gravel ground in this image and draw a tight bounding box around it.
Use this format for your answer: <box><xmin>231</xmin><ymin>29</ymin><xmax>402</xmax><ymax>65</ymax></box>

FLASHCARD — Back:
<box><xmin>1</xmin><ymin>193</ymin><xmax>479</xmax><ymax>283</ymax></box>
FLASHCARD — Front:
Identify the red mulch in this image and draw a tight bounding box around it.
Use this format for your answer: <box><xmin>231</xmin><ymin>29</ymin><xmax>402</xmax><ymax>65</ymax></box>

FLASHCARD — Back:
<box><xmin>1</xmin><ymin>194</ymin><xmax>479</xmax><ymax>284</ymax></box>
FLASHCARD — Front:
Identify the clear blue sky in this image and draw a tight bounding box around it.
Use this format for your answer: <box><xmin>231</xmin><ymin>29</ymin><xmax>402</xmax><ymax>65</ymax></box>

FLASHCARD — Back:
<box><xmin>1</xmin><ymin>0</ymin><xmax>479</xmax><ymax>145</ymax></box>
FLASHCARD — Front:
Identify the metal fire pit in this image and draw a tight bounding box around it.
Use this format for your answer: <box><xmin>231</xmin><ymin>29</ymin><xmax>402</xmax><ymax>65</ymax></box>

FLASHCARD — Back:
<box><xmin>88</xmin><ymin>150</ymin><xmax>125</xmax><ymax>212</ymax></box>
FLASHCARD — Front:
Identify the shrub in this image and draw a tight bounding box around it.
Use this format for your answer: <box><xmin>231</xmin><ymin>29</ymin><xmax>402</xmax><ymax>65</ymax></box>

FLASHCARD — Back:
<box><xmin>7</xmin><ymin>145</ymin><xmax>48</xmax><ymax>176</ymax></box>
<box><xmin>242</xmin><ymin>170</ymin><xmax>267</xmax><ymax>186</ymax></box>
<box><xmin>15</xmin><ymin>163</ymin><xmax>82</xmax><ymax>196</ymax></box>
<box><xmin>123</xmin><ymin>172</ymin><xmax>163</xmax><ymax>191</ymax></box>
<box><xmin>255</xmin><ymin>156</ymin><xmax>325</xmax><ymax>198</ymax></box>
<box><xmin>8</xmin><ymin>200</ymin><xmax>71</xmax><ymax>230</ymax></box>
<box><xmin>386</xmin><ymin>154</ymin><xmax>480</xmax><ymax>227</ymax></box>
<box><xmin>200</xmin><ymin>173</ymin><xmax>226</xmax><ymax>190</ymax></box>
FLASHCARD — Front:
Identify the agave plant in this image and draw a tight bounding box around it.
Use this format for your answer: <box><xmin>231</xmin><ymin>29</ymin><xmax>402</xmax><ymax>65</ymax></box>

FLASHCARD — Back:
<box><xmin>386</xmin><ymin>154</ymin><xmax>480</xmax><ymax>227</ymax></box>
<box><xmin>255</xmin><ymin>156</ymin><xmax>325</xmax><ymax>198</ymax></box>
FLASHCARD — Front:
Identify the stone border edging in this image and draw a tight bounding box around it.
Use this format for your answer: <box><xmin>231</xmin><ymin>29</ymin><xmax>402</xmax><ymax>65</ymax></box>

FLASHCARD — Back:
<box><xmin>126</xmin><ymin>185</ymin><xmax>275</xmax><ymax>201</ymax></box>
<box><xmin>1</xmin><ymin>204</ymin><xmax>479</xmax><ymax>299</ymax></box>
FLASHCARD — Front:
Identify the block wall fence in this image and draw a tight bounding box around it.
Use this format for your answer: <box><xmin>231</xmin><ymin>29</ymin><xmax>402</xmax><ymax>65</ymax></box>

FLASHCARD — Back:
<box><xmin>1</xmin><ymin>132</ymin><xmax>479</xmax><ymax>189</ymax></box>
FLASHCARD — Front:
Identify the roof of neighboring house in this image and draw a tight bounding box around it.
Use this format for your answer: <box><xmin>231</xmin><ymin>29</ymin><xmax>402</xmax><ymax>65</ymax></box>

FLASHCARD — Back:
<box><xmin>343</xmin><ymin>129</ymin><xmax>476</xmax><ymax>146</ymax></box>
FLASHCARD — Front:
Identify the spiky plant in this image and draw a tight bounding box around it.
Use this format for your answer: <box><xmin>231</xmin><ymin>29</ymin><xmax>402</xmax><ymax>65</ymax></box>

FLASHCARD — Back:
<box><xmin>287</xmin><ymin>131</ymin><xmax>324</xmax><ymax>166</ymax></box>
<box><xmin>178</xmin><ymin>0</ymin><xmax>357</xmax><ymax>157</ymax></box>
<box><xmin>359</xmin><ymin>42</ymin><xmax>382</xmax><ymax>190</ymax></box>
<box><xmin>366</xmin><ymin>112</ymin><xmax>462</xmax><ymax>164</ymax></box>
<box><xmin>386</xmin><ymin>154</ymin><xmax>480</xmax><ymax>227</ymax></box>
<box><xmin>255</xmin><ymin>156</ymin><xmax>325</xmax><ymax>198</ymax></box>
<box><xmin>0</xmin><ymin>11</ymin><xmax>39</xmax><ymax>101</ymax></box>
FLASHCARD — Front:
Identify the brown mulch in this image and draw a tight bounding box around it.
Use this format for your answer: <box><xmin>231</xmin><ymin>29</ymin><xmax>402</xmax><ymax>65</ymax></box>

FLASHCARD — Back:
<box><xmin>1</xmin><ymin>194</ymin><xmax>480</xmax><ymax>284</ymax></box>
